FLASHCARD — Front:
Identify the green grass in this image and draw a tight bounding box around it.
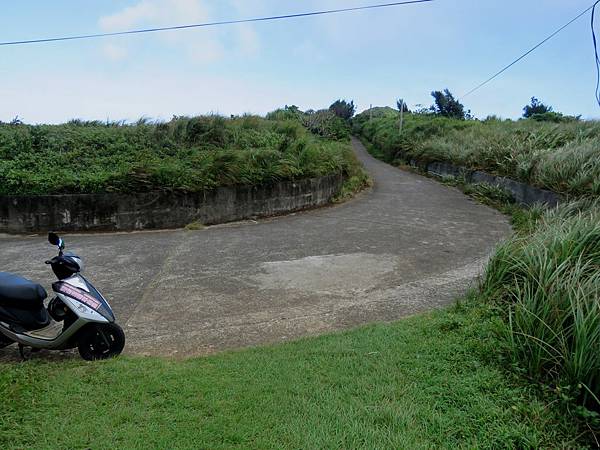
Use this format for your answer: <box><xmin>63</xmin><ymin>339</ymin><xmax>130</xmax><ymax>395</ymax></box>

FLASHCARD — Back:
<box><xmin>184</xmin><ymin>220</ymin><xmax>206</xmax><ymax>231</ymax></box>
<box><xmin>0</xmin><ymin>301</ymin><xmax>583</xmax><ymax>449</ymax></box>
<box><xmin>353</xmin><ymin>109</ymin><xmax>600</xmax><ymax>197</ymax></box>
<box><xmin>0</xmin><ymin>115</ymin><xmax>357</xmax><ymax>195</ymax></box>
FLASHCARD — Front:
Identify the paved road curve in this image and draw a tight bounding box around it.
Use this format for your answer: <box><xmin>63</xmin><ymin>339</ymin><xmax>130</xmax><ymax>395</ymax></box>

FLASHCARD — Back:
<box><xmin>0</xmin><ymin>138</ymin><xmax>511</xmax><ymax>358</ymax></box>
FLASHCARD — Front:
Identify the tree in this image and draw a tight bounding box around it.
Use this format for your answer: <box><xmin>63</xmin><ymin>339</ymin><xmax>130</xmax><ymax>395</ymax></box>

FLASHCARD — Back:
<box><xmin>430</xmin><ymin>89</ymin><xmax>466</xmax><ymax>120</ymax></box>
<box><xmin>523</xmin><ymin>97</ymin><xmax>553</xmax><ymax>118</ymax></box>
<box><xmin>329</xmin><ymin>100</ymin><xmax>356</xmax><ymax>121</ymax></box>
<box><xmin>413</xmin><ymin>104</ymin><xmax>434</xmax><ymax>115</ymax></box>
<box><xmin>396</xmin><ymin>98</ymin><xmax>410</xmax><ymax>113</ymax></box>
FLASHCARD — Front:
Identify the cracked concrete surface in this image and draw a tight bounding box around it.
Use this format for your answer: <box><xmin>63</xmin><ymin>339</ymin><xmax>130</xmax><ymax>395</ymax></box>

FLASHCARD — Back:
<box><xmin>0</xmin><ymin>138</ymin><xmax>511</xmax><ymax>358</ymax></box>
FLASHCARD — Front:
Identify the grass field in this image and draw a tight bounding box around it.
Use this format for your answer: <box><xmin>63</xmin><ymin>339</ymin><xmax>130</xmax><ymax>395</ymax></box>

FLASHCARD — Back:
<box><xmin>0</xmin><ymin>301</ymin><xmax>583</xmax><ymax>449</ymax></box>
<box><xmin>0</xmin><ymin>115</ymin><xmax>359</xmax><ymax>195</ymax></box>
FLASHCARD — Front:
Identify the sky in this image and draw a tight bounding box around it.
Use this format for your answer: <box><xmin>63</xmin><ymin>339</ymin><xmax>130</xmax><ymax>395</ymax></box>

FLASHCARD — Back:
<box><xmin>0</xmin><ymin>0</ymin><xmax>599</xmax><ymax>123</ymax></box>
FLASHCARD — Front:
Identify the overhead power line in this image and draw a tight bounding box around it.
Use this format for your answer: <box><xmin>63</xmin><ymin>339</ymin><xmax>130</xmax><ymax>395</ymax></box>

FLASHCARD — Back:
<box><xmin>461</xmin><ymin>1</ymin><xmax>600</xmax><ymax>99</ymax></box>
<box><xmin>0</xmin><ymin>0</ymin><xmax>434</xmax><ymax>47</ymax></box>
<box><xmin>591</xmin><ymin>2</ymin><xmax>600</xmax><ymax>107</ymax></box>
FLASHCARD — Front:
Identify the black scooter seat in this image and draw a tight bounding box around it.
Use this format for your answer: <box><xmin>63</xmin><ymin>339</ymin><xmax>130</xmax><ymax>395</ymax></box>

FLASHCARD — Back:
<box><xmin>0</xmin><ymin>272</ymin><xmax>47</xmax><ymax>310</ymax></box>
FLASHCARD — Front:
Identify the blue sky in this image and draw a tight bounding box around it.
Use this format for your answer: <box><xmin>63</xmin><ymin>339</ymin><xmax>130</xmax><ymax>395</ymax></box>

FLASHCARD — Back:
<box><xmin>0</xmin><ymin>0</ymin><xmax>598</xmax><ymax>123</ymax></box>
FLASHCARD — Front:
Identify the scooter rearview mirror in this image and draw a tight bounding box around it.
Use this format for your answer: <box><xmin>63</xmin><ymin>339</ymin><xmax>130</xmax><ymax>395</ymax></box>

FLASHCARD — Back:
<box><xmin>48</xmin><ymin>232</ymin><xmax>60</xmax><ymax>246</ymax></box>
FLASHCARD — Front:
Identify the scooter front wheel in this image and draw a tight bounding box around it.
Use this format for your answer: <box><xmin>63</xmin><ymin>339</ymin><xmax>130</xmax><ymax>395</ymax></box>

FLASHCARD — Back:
<box><xmin>77</xmin><ymin>323</ymin><xmax>125</xmax><ymax>361</ymax></box>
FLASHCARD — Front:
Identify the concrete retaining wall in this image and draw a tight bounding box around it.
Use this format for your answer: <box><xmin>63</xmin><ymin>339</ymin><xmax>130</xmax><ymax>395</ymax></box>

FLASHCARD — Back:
<box><xmin>423</xmin><ymin>161</ymin><xmax>562</xmax><ymax>207</ymax></box>
<box><xmin>0</xmin><ymin>174</ymin><xmax>344</xmax><ymax>233</ymax></box>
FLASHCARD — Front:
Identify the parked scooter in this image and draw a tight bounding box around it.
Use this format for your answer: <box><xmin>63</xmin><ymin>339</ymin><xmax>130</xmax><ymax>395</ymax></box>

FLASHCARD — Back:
<box><xmin>0</xmin><ymin>232</ymin><xmax>125</xmax><ymax>360</ymax></box>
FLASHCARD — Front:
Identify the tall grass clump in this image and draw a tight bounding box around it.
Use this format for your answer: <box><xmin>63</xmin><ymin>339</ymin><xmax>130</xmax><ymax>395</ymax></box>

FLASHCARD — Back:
<box><xmin>481</xmin><ymin>200</ymin><xmax>600</xmax><ymax>414</ymax></box>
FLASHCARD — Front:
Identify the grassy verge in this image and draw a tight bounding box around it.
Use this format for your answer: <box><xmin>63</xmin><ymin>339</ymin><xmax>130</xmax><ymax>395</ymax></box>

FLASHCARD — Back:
<box><xmin>0</xmin><ymin>302</ymin><xmax>582</xmax><ymax>449</ymax></box>
<box><xmin>0</xmin><ymin>115</ymin><xmax>357</xmax><ymax>195</ymax></box>
<box><xmin>333</xmin><ymin>151</ymin><xmax>372</xmax><ymax>203</ymax></box>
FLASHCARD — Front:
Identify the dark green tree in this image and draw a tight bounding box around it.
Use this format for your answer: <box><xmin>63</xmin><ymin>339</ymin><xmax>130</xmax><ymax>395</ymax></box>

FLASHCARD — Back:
<box><xmin>329</xmin><ymin>100</ymin><xmax>356</xmax><ymax>121</ymax></box>
<box><xmin>396</xmin><ymin>99</ymin><xmax>410</xmax><ymax>113</ymax></box>
<box><xmin>430</xmin><ymin>89</ymin><xmax>466</xmax><ymax>120</ymax></box>
<box><xmin>523</xmin><ymin>97</ymin><xmax>553</xmax><ymax>118</ymax></box>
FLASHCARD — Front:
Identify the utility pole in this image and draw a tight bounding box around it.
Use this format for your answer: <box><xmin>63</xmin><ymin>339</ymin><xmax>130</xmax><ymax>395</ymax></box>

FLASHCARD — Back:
<box><xmin>369</xmin><ymin>104</ymin><xmax>373</xmax><ymax>122</ymax></box>
<box><xmin>398</xmin><ymin>100</ymin><xmax>404</xmax><ymax>135</ymax></box>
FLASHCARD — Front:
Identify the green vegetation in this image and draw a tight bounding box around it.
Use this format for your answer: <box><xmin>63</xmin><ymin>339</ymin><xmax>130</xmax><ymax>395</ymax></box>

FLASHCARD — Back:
<box><xmin>430</xmin><ymin>89</ymin><xmax>469</xmax><ymax>120</ymax></box>
<box><xmin>184</xmin><ymin>220</ymin><xmax>206</xmax><ymax>231</ymax></box>
<box><xmin>0</xmin><ymin>302</ymin><xmax>582</xmax><ymax>449</ymax></box>
<box><xmin>0</xmin><ymin>115</ymin><xmax>357</xmax><ymax>195</ymax></box>
<box><xmin>481</xmin><ymin>199</ymin><xmax>600</xmax><ymax>423</ymax></box>
<box><xmin>415</xmin><ymin>174</ymin><xmax>600</xmax><ymax>442</ymax></box>
<box><xmin>441</xmin><ymin>174</ymin><xmax>600</xmax><ymax>436</ymax></box>
<box><xmin>522</xmin><ymin>96</ymin><xmax>553</xmax><ymax>118</ymax></box>
<box><xmin>266</xmin><ymin>105</ymin><xmax>351</xmax><ymax>140</ymax></box>
<box><xmin>3</xmin><ymin>100</ymin><xmax>598</xmax><ymax>446</ymax></box>
<box><xmin>354</xmin><ymin>108</ymin><xmax>600</xmax><ymax>197</ymax></box>
<box><xmin>328</xmin><ymin>99</ymin><xmax>356</xmax><ymax>121</ymax></box>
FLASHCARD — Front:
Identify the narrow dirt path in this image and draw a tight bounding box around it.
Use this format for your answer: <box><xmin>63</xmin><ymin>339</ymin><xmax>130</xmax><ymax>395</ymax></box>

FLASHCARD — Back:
<box><xmin>0</xmin><ymin>138</ymin><xmax>511</xmax><ymax>358</ymax></box>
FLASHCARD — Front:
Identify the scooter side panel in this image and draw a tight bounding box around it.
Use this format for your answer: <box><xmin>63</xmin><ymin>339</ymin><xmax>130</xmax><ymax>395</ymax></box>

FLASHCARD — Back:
<box><xmin>56</xmin><ymin>293</ymin><xmax>109</xmax><ymax>324</ymax></box>
<box><xmin>53</xmin><ymin>278</ymin><xmax>114</xmax><ymax>323</ymax></box>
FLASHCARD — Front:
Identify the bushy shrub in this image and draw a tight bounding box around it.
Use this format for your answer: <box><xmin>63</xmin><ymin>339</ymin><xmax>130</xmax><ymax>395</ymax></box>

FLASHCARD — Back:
<box><xmin>266</xmin><ymin>105</ymin><xmax>350</xmax><ymax>141</ymax></box>
<box><xmin>265</xmin><ymin>105</ymin><xmax>304</xmax><ymax>122</ymax></box>
<box><xmin>303</xmin><ymin>110</ymin><xmax>350</xmax><ymax>140</ymax></box>
<box><xmin>528</xmin><ymin>112</ymin><xmax>580</xmax><ymax>123</ymax></box>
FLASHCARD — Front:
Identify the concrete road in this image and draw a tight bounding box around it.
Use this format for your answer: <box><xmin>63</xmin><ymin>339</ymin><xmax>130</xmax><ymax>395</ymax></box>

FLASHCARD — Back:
<box><xmin>0</xmin><ymin>138</ymin><xmax>511</xmax><ymax>358</ymax></box>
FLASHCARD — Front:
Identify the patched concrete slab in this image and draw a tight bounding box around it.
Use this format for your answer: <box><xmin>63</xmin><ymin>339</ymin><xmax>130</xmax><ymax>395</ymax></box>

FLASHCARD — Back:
<box><xmin>254</xmin><ymin>253</ymin><xmax>398</xmax><ymax>293</ymax></box>
<box><xmin>0</xmin><ymin>138</ymin><xmax>511</xmax><ymax>359</ymax></box>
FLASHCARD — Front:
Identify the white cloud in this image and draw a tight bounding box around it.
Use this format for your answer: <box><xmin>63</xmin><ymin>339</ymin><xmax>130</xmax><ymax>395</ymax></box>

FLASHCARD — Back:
<box><xmin>0</xmin><ymin>69</ymin><xmax>324</xmax><ymax>124</ymax></box>
<box><xmin>97</xmin><ymin>0</ymin><xmax>260</xmax><ymax>63</ymax></box>
<box><xmin>99</xmin><ymin>0</ymin><xmax>208</xmax><ymax>31</ymax></box>
<box><xmin>236</xmin><ymin>24</ymin><xmax>259</xmax><ymax>58</ymax></box>
<box><xmin>98</xmin><ymin>2</ymin><xmax>159</xmax><ymax>31</ymax></box>
<box><xmin>293</xmin><ymin>40</ymin><xmax>326</xmax><ymax>64</ymax></box>
<box><xmin>185</xmin><ymin>38</ymin><xmax>225</xmax><ymax>63</ymax></box>
<box><xmin>102</xmin><ymin>42</ymin><xmax>129</xmax><ymax>61</ymax></box>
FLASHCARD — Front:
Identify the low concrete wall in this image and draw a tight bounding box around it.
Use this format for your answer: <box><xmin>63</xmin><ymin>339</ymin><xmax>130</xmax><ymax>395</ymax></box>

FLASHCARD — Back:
<box><xmin>423</xmin><ymin>161</ymin><xmax>562</xmax><ymax>207</ymax></box>
<box><xmin>0</xmin><ymin>174</ymin><xmax>344</xmax><ymax>233</ymax></box>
